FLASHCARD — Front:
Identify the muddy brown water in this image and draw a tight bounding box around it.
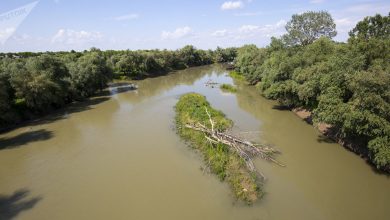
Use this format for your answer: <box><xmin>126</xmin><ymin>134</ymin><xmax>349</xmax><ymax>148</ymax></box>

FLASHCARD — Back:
<box><xmin>0</xmin><ymin>64</ymin><xmax>389</xmax><ymax>220</ymax></box>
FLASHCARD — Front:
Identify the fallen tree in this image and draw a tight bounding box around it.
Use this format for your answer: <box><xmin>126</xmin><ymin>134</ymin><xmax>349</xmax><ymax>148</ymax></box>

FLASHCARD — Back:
<box><xmin>175</xmin><ymin>93</ymin><xmax>283</xmax><ymax>204</ymax></box>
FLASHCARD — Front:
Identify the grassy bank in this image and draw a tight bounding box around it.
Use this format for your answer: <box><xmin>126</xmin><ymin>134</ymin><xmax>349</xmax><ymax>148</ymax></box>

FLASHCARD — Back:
<box><xmin>175</xmin><ymin>93</ymin><xmax>261</xmax><ymax>204</ymax></box>
<box><xmin>220</xmin><ymin>84</ymin><xmax>237</xmax><ymax>93</ymax></box>
<box><xmin>229</xmin><ymin>71</ymin><xmax>246</xmax><ymax>81</ymax></box>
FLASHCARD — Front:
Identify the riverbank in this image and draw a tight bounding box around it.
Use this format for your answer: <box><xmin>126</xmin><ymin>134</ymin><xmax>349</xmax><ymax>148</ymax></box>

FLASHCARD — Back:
<box><xmin>0</xmin><ymin>63</ymin><xmax>223</xmax><ymax>134</ymax></box>
<box><xmin>292</xmin><ymin>108</ymin><xmax>390</xmax><ymax>173</ymax></box>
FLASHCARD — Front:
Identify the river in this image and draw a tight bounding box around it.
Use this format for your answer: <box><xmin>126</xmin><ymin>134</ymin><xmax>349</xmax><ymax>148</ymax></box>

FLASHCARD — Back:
<box><xmin>0</xmin><ymin>64</ymin><xmax>389</xmax><ymax>220</ymax></box>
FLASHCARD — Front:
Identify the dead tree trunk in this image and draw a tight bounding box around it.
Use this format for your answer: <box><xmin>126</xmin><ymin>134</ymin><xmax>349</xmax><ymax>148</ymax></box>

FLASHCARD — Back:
<box><xmin>185</xmin><ymin>107</ymin><xmax>284</xmax><ymax>179</ymax></box>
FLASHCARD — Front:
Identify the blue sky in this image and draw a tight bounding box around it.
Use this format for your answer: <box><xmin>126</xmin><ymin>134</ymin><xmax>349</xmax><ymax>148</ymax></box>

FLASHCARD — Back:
<box><xmin>0</xmin><ymin>0</ymin><xmax>389</xmax><ymax>52</ymax></box>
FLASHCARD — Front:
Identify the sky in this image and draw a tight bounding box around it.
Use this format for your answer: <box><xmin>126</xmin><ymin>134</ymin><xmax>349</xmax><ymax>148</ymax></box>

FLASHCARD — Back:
<box><xmin>0</xmin><ymin>0</ymin><xmax>389</xmax><ymax>52</ymax></box>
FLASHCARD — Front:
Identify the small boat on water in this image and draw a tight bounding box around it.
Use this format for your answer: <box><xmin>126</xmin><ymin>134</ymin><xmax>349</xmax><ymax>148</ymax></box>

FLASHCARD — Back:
<box><xmin>109</xmin><ymin>83</ymin><xmax>138</xmax><ymax>94</ymax></box>
<box><xmin>226</xmin><ymin>62</ymin><xmax>235</xmax><ymax>70</ymax></box>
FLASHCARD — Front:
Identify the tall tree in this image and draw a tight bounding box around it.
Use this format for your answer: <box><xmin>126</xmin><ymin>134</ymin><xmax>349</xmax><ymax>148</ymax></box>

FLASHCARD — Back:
<box><xmin>0</xmin><ymin>71</ymin><xmax>13</xmax><ymax>125</ymax></box>
<box><xmin>69</xmin><ymin>52</ymin><xmax>112</xmax><ymax>99</ymax></box>
<box><xmin>349</xmin><ymin>12</ymin><xmax>390</xmax><ymax>41</ymax></box>
<box><xmin>9</xmin><ymin>55</ymin><xmax>70</xmax><ymax>112</ymax></box>
<box><xmin>283</xmin><ymin>11</ymin><xmax>337</xmax><ymax>46</ymax></box>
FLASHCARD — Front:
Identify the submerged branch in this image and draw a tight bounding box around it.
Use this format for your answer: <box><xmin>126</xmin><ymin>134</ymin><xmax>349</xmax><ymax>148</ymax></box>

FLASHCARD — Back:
<box><xmin>185</xmin><ymin>108</ymin><xmax>284</xmax><ymax>174</ymax></box>
<box><xmin>175</xmin><ymin>93</ymin><xmax>284</xmax><ymax>203</ymax></box>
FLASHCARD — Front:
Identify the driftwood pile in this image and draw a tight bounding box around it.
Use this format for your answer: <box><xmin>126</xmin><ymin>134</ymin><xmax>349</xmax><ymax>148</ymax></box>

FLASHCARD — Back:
<box><xmin>185</xmin><ymin>107</ymin><xmax>284</xmax><ymax>179</ymax></box>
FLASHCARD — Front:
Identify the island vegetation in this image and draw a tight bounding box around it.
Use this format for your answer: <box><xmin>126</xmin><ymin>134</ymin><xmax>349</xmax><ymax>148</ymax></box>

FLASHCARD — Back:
<box><xmin>220</xmin><ymin>84</ymin><xmax>237</xmax><ymax>93</ymax></box>
<box><xmin>175</xmin><ymin>93</ymin><xmax>281</xmax><ymax>203</ymax></box>
<box><xmin>234</xmin><ymin>11</ymin><xmax>390</xmax><ymax>171</ymax></box>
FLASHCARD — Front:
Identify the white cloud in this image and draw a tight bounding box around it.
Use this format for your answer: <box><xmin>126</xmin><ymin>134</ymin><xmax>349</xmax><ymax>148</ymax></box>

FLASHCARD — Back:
<box><xmin>208</xmin><ymin>19</ymin><xmax>287</xmax><ymax>44</ymax></box>
<box><xmin>238</xmin><ymin>25</ymin><xmax>259</xmax><ymax>33</ymax></box>
<box><xmin>335</xmin><ymin>18</ymin><xmax>353</xmax><ymax>27</ymax></box>
<box><xmin>113</xmin><ymin>14</ymin><xmax>139</xmax><ymax>21</ymax></box>
<box><xmin>221</xmin><ymin>1</ymin><xmax>244</xmax><ymax>10</ymax></box>
<box><xmin>276</xmin><ymin>19</ymin><xmax>287</xmax><ymax>28</ymax></box>
<box><xmin>211</xmin><ymin>29</ymin><xmax>228</xmax><ymax>37</ymax></box>
<box><xmin>161</xmin><ymin>26</ymin><xmax>193</xmax><ymax>40</ymax></box>
<box><xmin>237</xmin><ymin>19</ymin><xmax>286</xmax><ymax>39</ymax></box>
<box><xmin>0</xmin><ymin>28</ymin><xmax>16</xmax><ymax>43</ymax></box>
<box><xmin>51</xmin><ymin>29</ymin><xmax>103</xmax><ymax>44</ymax></box>
<box><xmin>334</xmin><ymin>17</ymin><xmax>357</xmax><ymax>35</ymax></box>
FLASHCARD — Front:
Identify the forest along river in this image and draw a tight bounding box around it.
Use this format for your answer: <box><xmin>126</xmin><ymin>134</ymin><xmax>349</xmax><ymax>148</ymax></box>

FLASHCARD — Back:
<box><xmin>0</xmin><ymin>64</ymin><xmax>389</xmax><ymax>220</ymax></box>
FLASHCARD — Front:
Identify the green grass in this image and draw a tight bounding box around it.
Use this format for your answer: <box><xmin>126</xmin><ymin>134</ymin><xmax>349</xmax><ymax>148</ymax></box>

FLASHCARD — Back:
<box><xmin>229</xmin><ymin>71</ymin><xmax>245</xmax><ymax>81</ymax></box>
<box><xmin>175</xmin><ymin>93</ymin><xmax>262</xmax><ymax>204</ymax></box>
<box><xmin>220</xmin><ymin>84</ymin><xmax>237</xmax><ymax>93</ymax></box>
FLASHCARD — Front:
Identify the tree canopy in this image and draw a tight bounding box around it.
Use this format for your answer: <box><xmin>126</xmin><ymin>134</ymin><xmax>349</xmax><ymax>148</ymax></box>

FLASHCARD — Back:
<box><xmin>349</xmin><ymin>12</ymin><xmax>390</xmax><ymax>41</ymax></box>
<box><xmin>283</xmin><ymin>11</ymin><xmax>337</xmax><ymax>46</ymax></box>
<box><xmin>235</xmin><ymin>12</ymin><xmax>390</xmax><ymax>171</ymax></box>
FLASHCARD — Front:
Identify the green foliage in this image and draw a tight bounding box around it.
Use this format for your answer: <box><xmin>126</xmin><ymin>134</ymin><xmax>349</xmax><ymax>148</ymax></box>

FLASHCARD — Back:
<box><xmin>220</xmin><ymin>84</ymin><xmax>237</xmax><ymax>93</ymax></box>
<box><xmin>68</xmin><ymin>52</ymin><xmax>112</xmax><ymax>99</ymax></box>
<box><xmin>175</xmin><ymin>93</ymin><xmax>232</xmax><ymax>132</ymax></box>
<box><xmin>229</xmin><ymin>71</ymin><xmax>245</xmax><ymax>81</ymax></box>
<box><xmin>0</xmin><ymin>71</ymin><xmax>17</xmax><ymax>126</ymax></box>
<box><xmin>348</xmin><ymin>13</ymin><xmax>390</xmax><ymax>69</ymax></box>
<box><xmin>234</xmin><ymin>45</ymin><xmax>267</xmax><ymax>84</ymax></box>
<box><xmin>114</xmin><ymin>52</ymin><xmax>147</xmax><ymax>79</ymax></box>
<box><xmin>215</xmin><ymin>47</ymin><xmax>237</xmax><ymax>63</ymax></box>
<box><xmin>175</xmin><ymin>93</ymin><xmax>261</xmax><ymax>203</ymax></box>
<box><xmin>179</xmin><ymin>45</ymin><xmax>205</xmax><ymax>67</ymax></box>
<box><xmin>368</xmin><ymin>137</ymin><xmax>390</xmax><ymax>168</ymax></box>
<box><xmin>283</xmin><ymin>11</ymin><xmax>337</xmax><ymax>46</ymax></box>
<box><xmin>108</xmin><ymin>46</ymin><xmax>215</xmax><ymax>79</ymax></box>
<box><xmin>9</xmin><ymin>54</ymin><xmax>70</xmax><ymax>112</ymax></box>
<box><xmin>349</xmin><ymin>12</ymin><xmax>390</xmax><ymax>41</ymax></box>
<box><xmin>236</xmin><ymin>12</ymin><xmax>390</xmax><ymax>170</ymax></box>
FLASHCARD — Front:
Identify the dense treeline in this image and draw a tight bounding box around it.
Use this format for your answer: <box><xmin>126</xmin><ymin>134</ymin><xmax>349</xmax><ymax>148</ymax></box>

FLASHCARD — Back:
<box><xmin>235</xmin><ymin>12</ymin><xmax>390</xmax><ymax>171</ymax></box>
<box><xmin>0</xmin><ymin>45</ymin><xmax>236</xmax><ymax>129</ymax></box>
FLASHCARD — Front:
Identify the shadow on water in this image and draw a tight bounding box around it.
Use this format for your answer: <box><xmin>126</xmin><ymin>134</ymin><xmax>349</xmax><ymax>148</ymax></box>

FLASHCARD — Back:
<box><xmin>40</xmin><ymin>95</ymin><xmax>111</xmax><ymax>124</ymax></box>
<box><xmin>0</xmin><ymin>129</ymin><xmax>53</xmax><ymax>150</ymax></box>
<box><xmin>0</xmin><ymin>189</ymin><xmax>42</xmax><ymax>220</ymax></box>
<box><xmin>317</xmin><ymin>135</ymin><xmax>336</xmax><ymax>144</ymax></box>
<box><xmin>0</xmin><ymin>95</ymin><xmax>111</xmax><ymax>135</ymax></box>
<box><xmin>271</xmin><ymin>105</ymin><xmax>291</xmax><ymax>111</ymax></box>
<box><xmin>317</xmin><ymin>132</ymin><xmax>390</xmax><ymax>177</ymax></box>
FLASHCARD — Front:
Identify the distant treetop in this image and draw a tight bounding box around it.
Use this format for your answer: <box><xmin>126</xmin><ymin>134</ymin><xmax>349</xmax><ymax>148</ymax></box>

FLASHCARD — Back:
<box><xmin>283</xmin><ymin>11</ymin><xmax>337</xmax><ymax>46</ymax></box>
<box><xmin>349</xmin><ymin>12</ymin><xmax>390</xmax><ymax>41</ymax></box>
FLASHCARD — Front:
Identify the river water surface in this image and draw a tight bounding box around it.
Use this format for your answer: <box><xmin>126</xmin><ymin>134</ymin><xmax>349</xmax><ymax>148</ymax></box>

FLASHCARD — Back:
<box><xmin>0</xmin><ymin>64</ymin><xmax>389</xmax><ymax>220</ymax></box>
